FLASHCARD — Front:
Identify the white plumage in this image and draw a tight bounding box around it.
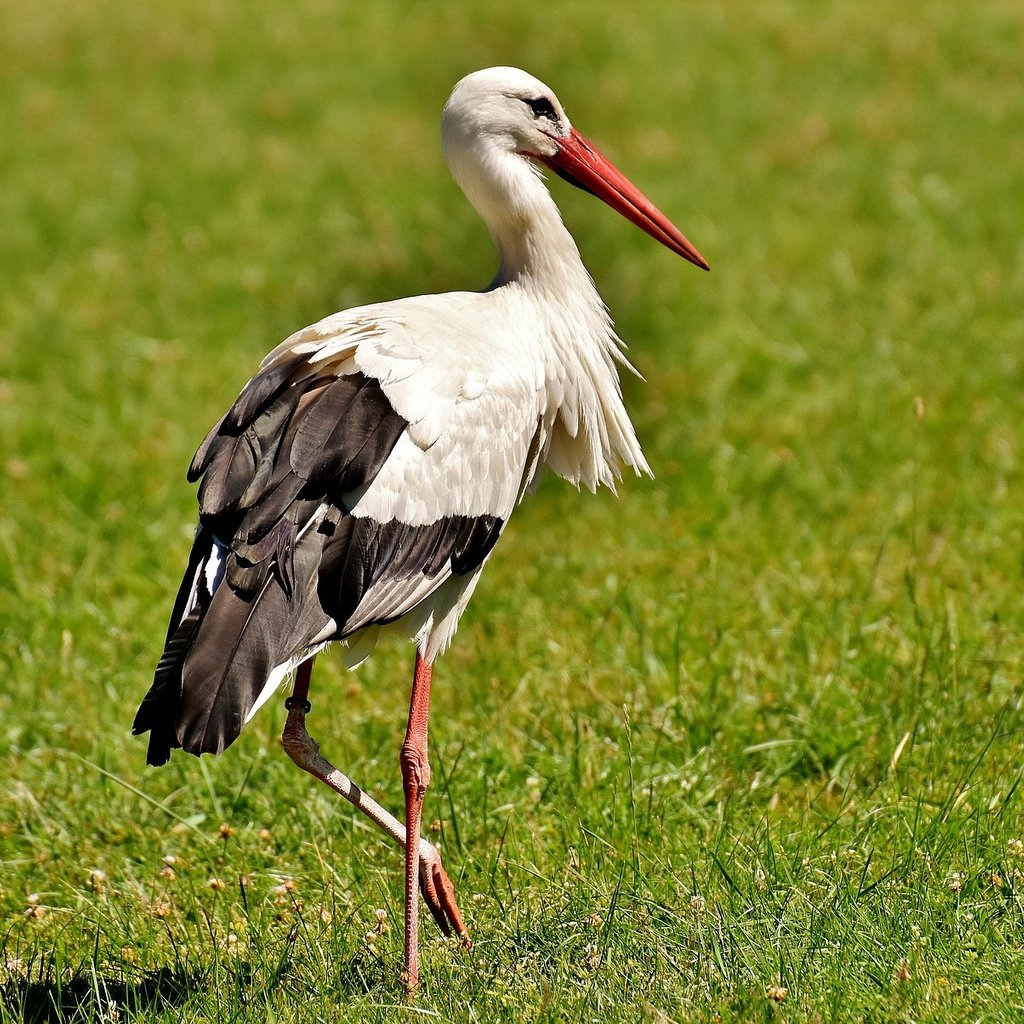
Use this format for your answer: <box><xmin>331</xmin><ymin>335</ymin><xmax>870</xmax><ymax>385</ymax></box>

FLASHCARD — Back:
<box><xmin>135</xmin><ymin>66</ymin><xmax>708</xmax><ymax>993</ymax></box>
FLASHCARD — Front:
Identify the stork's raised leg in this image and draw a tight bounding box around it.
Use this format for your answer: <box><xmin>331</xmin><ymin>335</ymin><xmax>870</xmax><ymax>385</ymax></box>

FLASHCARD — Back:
<box><xmin>280</xmin><ymin>656</ymin><xmax>469</xmax><ymax>985</ymax></box>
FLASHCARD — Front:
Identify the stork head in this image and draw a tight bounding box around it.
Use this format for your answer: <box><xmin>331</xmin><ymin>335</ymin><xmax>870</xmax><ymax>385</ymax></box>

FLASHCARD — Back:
<box><xmin>442</xmin><ymin>67</ymin><xmax>709</xmax><ymax>272</ymax></box>
<box><xmin>443</xmin><ymin>67</ymin><xmax>570</xmax><ymax>162</ymax></box>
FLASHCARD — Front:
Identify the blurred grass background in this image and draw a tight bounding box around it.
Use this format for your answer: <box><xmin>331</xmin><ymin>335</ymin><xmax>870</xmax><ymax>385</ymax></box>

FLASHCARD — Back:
<box><xmin>1</xmin><ymin>0</ymin><xmax>1022</xmax><ymax>1021</ymax></box>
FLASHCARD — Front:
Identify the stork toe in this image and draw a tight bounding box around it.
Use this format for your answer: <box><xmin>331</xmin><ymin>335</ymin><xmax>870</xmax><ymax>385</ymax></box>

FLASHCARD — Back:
<box><xmin>419</xmin><ymin>840</ymin><xmax>470</xmax><ymax>944</ymax></box>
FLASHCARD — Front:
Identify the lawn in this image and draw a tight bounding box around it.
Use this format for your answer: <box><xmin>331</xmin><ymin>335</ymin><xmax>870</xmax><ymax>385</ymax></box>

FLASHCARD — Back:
<box><xmin>1</xmin><ymin>0</ymin><xmax>1023</xmax><ymax>1021</ymax></box>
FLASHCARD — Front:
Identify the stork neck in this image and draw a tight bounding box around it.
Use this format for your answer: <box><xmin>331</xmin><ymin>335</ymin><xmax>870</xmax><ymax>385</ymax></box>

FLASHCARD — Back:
<box><xmin>449</xmin><ymin>147</ymin><xmax>594</xmax><ymax>298</ymax></box>
<box><xmin>497</xmin><ymin>235</ymin><xmax>587</xmax><ymax>300</ymax></box>
<box><xmin>489</xmin><ymin>182</ymin><xmax>591</xmax><ymax>295</ymax></box>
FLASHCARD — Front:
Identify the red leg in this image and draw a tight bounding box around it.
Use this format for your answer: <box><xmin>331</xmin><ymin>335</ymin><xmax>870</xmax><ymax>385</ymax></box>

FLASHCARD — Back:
<box><xmin>400</xmin><ymin>650</ymin><xmax>434</xmax><ymax>995</ymax></box>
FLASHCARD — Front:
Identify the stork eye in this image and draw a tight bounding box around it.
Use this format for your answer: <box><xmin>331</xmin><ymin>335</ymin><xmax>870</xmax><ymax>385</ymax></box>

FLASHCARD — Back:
<box><xmin>524</xmin><ymin>96</ymin><xmax>558</xmax><ymax>121</ymax></box>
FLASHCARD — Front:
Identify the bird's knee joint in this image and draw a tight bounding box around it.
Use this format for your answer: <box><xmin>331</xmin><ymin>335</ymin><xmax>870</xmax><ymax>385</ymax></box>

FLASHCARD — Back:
<box><xmin>282</xmin><ymin>722</ymin><xmax>319</xmax><ymax>766</ymax></box>
<box><xmin>400</xmin><ymin>743</ymin><xmax>431</xmax><ymax>796</ymax></box>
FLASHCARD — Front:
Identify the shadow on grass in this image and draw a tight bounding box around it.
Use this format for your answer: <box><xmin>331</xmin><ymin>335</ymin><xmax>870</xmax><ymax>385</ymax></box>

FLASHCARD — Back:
<box><xmin>0</xmin><ymin>967</ymin><xmax>191</xmax><ymax>1023</ymax></box>
<box><xmin>0</xmin><ymin>953</ymin><xmax>391</xmax><ymax>1021</ymax></box>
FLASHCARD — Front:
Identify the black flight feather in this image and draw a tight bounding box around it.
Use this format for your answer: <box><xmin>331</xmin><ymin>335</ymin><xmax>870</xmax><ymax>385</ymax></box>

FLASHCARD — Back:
<box><xmin>136</xmin><ymin>610</ymin><xmax>201</xmax><ymax>765</ymax></box>
<box><xmin>235</xmin><ymin>396</ymin><xmax>306</xmax><ymax>507</ymax></box>
<box><xmin>223</xmin><ymin>352</ymin><xmax>310</xmax><ymax>431</ymax></box>
<box><xmin>175</xmin><ymin>530</ymin><xmax>331</xmax><ymax>756</ymax></box>
<box><xmin>133</xmin><ymin>527</ymin><xmax>215</xmax><ymax>765</ymax></box>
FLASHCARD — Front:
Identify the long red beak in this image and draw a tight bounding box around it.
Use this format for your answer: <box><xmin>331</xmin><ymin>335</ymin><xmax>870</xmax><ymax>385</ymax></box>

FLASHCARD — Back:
<box><xmin>537</xmin><ymin>127</ymin><xmax>709</xmax><ymax>272</ymax></box>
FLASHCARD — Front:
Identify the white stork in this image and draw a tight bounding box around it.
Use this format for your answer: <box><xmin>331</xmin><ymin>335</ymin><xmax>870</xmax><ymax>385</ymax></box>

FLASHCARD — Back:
<box><xmin>134</xmin><ymin>66</ymin><xmax>708</xmax><ymax>992</ymax></box>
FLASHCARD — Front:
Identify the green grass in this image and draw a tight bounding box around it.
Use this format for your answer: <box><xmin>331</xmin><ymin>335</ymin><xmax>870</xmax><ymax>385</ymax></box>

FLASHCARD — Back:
<box><xmin>2</xmin><ymin>0</ymin><xmax>1023</xmax><ymax>1020</ymax></box>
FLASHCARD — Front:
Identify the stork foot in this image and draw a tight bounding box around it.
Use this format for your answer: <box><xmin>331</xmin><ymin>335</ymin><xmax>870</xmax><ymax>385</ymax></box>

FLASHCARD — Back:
<box><xmin>282</xmin><ymin>695</ymin><xmax>470</xmax><ymax>946</ymax></box>
<box><xmin>419</xmin><ymin>839</ymin><xmax>470</xmax><ymax>944</ymax></box>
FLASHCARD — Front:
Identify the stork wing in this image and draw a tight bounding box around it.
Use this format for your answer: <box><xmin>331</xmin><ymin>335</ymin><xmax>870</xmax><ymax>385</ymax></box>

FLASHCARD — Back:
<box><xmin>136</xmin><ymin>309</ymin><xmax>540</xmax><ymax>763</ymax></box>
